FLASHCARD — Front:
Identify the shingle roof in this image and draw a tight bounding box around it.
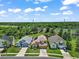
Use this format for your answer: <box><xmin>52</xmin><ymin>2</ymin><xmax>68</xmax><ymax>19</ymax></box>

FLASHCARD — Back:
<box><xmin>48</xmin><ymin>35</ymin><xmax>64</xmax><ymax>44</ymax></box>
<box><xmin>17</xmin><ymin>36</ymin><xmax>33</xmax><ymax>44</ymax></box>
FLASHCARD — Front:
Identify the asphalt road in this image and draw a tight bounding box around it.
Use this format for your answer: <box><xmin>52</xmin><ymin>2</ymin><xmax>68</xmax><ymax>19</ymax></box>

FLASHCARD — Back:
<box><xmin>0</xmin><ymin>56</ymin><xmax>63</xmax><ymax>59</ymax></box>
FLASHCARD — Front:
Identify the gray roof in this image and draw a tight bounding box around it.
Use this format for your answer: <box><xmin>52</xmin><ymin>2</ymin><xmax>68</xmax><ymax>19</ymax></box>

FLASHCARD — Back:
<box><xmin>48</xmin><ymin>35</ymin><xmax>64</xmax><ymax>44</ymax></box>
<box><xmin>17</xmin><ymin>36</ymin><xmax>33</xmax><ymax>44</ymax></box>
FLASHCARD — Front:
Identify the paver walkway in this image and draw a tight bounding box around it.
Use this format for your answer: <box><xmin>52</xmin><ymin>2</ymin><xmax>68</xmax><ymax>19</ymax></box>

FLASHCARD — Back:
<box><xmin>60</xmin><ymin>49</ymin><xmax>73</xmax><ymax>59</ymax></box>
<box><xmin>16</xmin><ymin>47</ymin><xmax>28</xmax><ymax>56</ymax></box>
<box><xmin>39</xmin><ymin>49</ymin><xmax>48</xmax><ymax>57</ymax></box>
<box><xmin>0</xmin><ymin>48</ymin><xmax>4</xmax><ymax>56</ymax></box>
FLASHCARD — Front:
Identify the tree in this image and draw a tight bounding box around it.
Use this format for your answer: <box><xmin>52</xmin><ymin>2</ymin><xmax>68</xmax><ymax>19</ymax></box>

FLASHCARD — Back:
<box><xmin>66</xmin><ymin>40</ymin><xmax>71</xmax><ymax>50</ymax></box>
<box><xmin>58</xmin><ymin>28</ymin><xmax>63</xmax><ymax>37</ymax></box>
<box><xmin>76</xmin><ymin>38</ymin><xmax>79</xmax><ymax>52</ymax></box>
<box><xmin>63</xmin><ymin>32</ymin><xmax>68</xmax><ymax>40</ymax></box>
<box><xmin>67</xmin><ymin>29</ymin><xmax>72</xmax><ymax>41</ymax></box>
<box><xmin>2</xmin><ymin>41</ymin><xmax>8</xmax><ymax>55</ymax></box>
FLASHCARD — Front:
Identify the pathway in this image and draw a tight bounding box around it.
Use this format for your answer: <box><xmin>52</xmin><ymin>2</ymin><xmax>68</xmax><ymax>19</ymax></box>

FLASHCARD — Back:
<box><xmin>16</xmin><ymin>47</ymin><xmax>28</xmax><ymax>56</ymax></box>
<box><xmin>60</xmin><ymin>49</ymin><xmax>73</xmax><ymax>59</ymax></box>
<box><xmin>39</xmin><ymin>49</ymin><xmax>48</xmax><ymax>57</ymax></box>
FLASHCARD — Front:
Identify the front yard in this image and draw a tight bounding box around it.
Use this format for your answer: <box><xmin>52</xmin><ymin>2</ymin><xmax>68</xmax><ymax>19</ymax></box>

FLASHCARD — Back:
<box><xmin>1</xmin><ymin>46</ymin><xmax>21</xmax><ymax>56</ymax></box>
<box><xmin>47</xmin><ymin>48</ymin><xmax>63</xmax><ymax>58</ymax></box>
<box><xmin>25</xmin><ymin>47</ymin><xmax>40</xmax><ymax>56</ymax></box>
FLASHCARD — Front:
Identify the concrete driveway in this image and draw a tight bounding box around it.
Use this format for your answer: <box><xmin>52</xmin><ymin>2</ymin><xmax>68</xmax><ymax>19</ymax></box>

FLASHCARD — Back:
<box><xmin>16</xmin><ymin>47</ymin><xmax>28</xmax><ymax>56</ymax></box>
<box><xmin>39</xmin><ymin>49</ymin><xmax>48</xmax><ymax>57</ymax></box>
<box><xmin>60</xmin><ymin>49</ymin><xmax>72</xmax><ymax>59</ymax></box>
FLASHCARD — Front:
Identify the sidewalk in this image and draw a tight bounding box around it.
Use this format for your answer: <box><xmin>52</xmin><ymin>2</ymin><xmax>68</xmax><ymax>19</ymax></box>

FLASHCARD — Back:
<box><xmin>39</xmin><ymin>49</ymin><xmax>48</xmax><ymax>57</ymax></box>
<box><xmin>16</xmin><ymin>47</ymin><xmax>28</xmax><ymax>56</ymax></box>
<box><xmin>60</xmin><ymin>49</ymin><xmax>73</xmax><ymax>59</ymax></box>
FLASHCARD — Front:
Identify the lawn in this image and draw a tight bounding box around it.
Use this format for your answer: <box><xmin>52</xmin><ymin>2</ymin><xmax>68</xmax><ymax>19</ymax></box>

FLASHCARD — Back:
<box><xmin>47</xmin><ymin>48</ymin><xmax>63</xmax><ymax>58</ymax></box>
<box><xmin>6</xmin><ymin>46</ymin><xmax>21</xmax><ymax>53</ymax></box>
<box><xmin>25</xmin><ymin>48</ymin><xmax>40</xmax><ymax>56</ymax></box>
<box><xmin>1</xmin><ymin>46</ymin><xmax>21</xmax><ymax>56</ymax></box>
<box><xmin>47</xmin><ymin>48</ymin><xmax>62</xmax><ymax>54</ymax></box>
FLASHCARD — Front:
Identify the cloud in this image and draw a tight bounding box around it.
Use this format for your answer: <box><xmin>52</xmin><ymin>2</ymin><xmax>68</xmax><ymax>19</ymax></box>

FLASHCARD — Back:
<box><xmin>60</xmin><ymin>6</ymin><xmax>68</xmax><ymax>10</ymax></box>
<box><xmin>24</xmin><ymin>6</ymin><xmax>47</xmax><ymax>13</ymax></box>
<box><xmin>43</xmin><ymin>6</ymin><xmax>48</xmax><ymax>9</ymax></box>
<box><xmin>62</xmin><ymin>0</ymin><xmax>79</xmax><ymax>5</ymax></box>
<box><xmin>33</xmin><ymin>14</ymin><xmax>40</xmax><ymax>16</ymax></box>
<box><xmin>34</xmin><ymin>7</ymin><xmax>45</xmax><ymax>11</ymax></box>
<box><xmin>50</xmin><ymin>13</ymin><xmax>60</xmax><ymax>15</ymax></box>
<box><xmin>8</xmin><ymin>8</ymin><xmax>21</xmax><ymax>13</ymax></box>
<box><xmin>24</xmin><ymin>8</ymin><xmax>34</xmax><ymax>13</ymax></box>
<box><xmin>36</xmin><ymin>0</ymin><xmax>51</xmax><ymax>2</ymax></box>
<box><xmin>26</xmin><ymin>0</ymin><xmax>51</xmax><ymax>4</ymax></box>
<box><xmin>0</xmin><ymin>10</ymin><xmax>6</xmax><ymax>16</ymax></box>
<box><xmin>62</xmin><ymin>10</ymin><xmax>73</xmax><ymax>15</ymax></box>
<box><xmin>77</xmin><ymin>4</ymin><xmax>79</xmax><ymax>7</ymax></box>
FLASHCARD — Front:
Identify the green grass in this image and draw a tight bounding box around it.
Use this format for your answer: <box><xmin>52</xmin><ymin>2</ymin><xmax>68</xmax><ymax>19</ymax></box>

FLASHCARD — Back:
<box><xmin>26</xmin><ymin>48</ymin><xmax>40</xmax><ymax>53</ymax></box>
<box><xmin>69</xmin><ymin>50</ymin><xmax>79</xmax><ymax>58</ymax></box>
<box><xmin>25</xmin><ymin>53</ymin><xmax>39</xmax><ymax>56</ymax></box>
<box><xmin>25</xmin><ymin>48</ymin><xmax>39</xmax><ymax>56</ymax></box>
<box><xmin>1</xmin><ymin>46</ymin><xmax>21</xmax><ymax>56</ymax></box>
<box><xmin>47</xmin><ymin>48</ymin><xmax>62</xmax><ymax>54</ymax></box>
<box><xmin>1</xmin><ymin>54</ymin><xmax>16</xmax><ymax>56</ymax></box>
<box><xmin>3</xmin><ymin>46</ymin><xmax>21</xmax><ymax>53</ymax></box>
<box><xmin>47</xmin><ymin>48</ymin><xmax>63</xmax><ymax>58</ymax></box>
<box><xmin>28</xmin><ymin>33</ymin><xmax>42</xmax><ymax>38</ymax></box>
<box><xmin>48</xmin><ymin>54</ymin><xmax>63</xmax><ymax>58</ymax></box>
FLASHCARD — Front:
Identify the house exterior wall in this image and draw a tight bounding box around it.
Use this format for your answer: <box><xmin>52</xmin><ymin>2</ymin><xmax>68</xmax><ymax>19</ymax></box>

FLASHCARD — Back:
<box><xmin>50</xmin><ymin>43</ymin><xmax>57</xmax><ymax>49</ymax></box>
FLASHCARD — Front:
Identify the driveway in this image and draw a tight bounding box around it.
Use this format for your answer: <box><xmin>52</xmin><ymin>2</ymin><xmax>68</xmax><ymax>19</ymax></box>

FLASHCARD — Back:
<box><xmin>60</xmin><ymin>49</ymin><xmax>72</xmax><ymax>59</ymax></box>
<box><xmin>39</xmin><ymin>49</ymin><xmax>48</xmax><ymax>57</ymax></box>
<box><xmin>16</xmin><ymin>47</ymin><xmax>28</xmax><ymax>56</ymax></box>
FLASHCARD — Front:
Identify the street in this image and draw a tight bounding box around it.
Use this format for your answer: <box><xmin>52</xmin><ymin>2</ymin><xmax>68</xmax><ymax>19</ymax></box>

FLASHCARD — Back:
<box><xmin>0</xmin><ymin>56</ymin><xmax>63</xmax><ymax>59</ymax></box>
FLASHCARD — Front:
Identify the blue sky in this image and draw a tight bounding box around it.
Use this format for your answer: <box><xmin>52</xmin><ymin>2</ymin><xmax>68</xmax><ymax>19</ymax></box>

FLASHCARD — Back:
<box><xmin>0</xmin><ymin>0</ymin><xmax>79</xmax><ymax>22</ymax></box>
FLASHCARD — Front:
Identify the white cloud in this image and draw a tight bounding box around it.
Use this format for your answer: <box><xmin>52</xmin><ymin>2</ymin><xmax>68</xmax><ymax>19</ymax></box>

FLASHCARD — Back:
<box><xmin>24</xmin><ymin>7</ymin><xmax>47</xmax><ymax>13</ymax></box>
<box><xmin>24</xmin><ymin>8</ymin><xmax>34</xmax><ymax>13</ymax></box>
<box><xmin>8</xmin><ymin>8</ymin><xmax>21</xmax><ymax>13</ymax></box>
<box><xmin>34</xmin><ymin>1</ymin><xmax>39</xmax><ymax>4</ymax></box>
<box><xmin>43</xmin><ymin>6</ymin><xmax>48</xmax><ymax>9</ymax></box>
<box><xmin>0</xmin><ymin>10</ymin><xmax>6</xmax><ymax>16</ymax></box>
<box><xmin>62</xmin><ymin>10</ymin><xmax>73</xmax><ymax>15</ymax></box>
<box><xmin>35</xmin><ymin>7</ymin><xmax>45</xmax><ymax>11</ymax></box>
<box><xmin>25</xmin><ymin>0</ymin><xmax>51</xmax><ymax>4</ymax></box>
<box><xmin>50</xmin><ymin>13</ymin><xmax>60</xmax><ymax>15</ymax></box>
<box><xmin>33</xmin><ymin>14</ymin><xmax>40</xmax><ymax>16</ymax></box>
<box><xmin>77</xmin><ymin>4</ymin><xmax>79</xmax><ymax>7</ymax></box>
<box><xmin>37</xmin><ymin>0</ymin><xmax>51</xmax><ymax>2</ymax></box>
<box><xmin>60</xmin><ymin>6</ymin><xmax>68</xmax><ymax>10</ymax></box>
<box><xmin>62</xmin><ymin>0</ymin><xmax>79</xmax><ymax>5</ymax></box>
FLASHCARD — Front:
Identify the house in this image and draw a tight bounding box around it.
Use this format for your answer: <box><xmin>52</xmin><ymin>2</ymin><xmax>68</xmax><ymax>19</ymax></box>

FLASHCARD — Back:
<box><xmin>31</xmin><ymin>35</ymin><xmax>48</xmax><ymax>49</ymax></box>
<box><xmin>2</xmin><ymin>35</ymin><xmax>12</xmax><ymax>46</ymax></box>
<box><xmin>16</xmin><ymin>36</ymin><xmax>33</xmax><ymax>47</ymax></box>
<box><xmin>0</xmin><ymin>39</ymin><xmax>11</xmax><ymax>48</ymax></box>
<box><xmin>0</xmin><ymin>39</ymin><xmax>4</xmax><ymax>48</ymax></box>
<box><xmin>48</xmin><ymin>35</ymin><xmax>65</xmax><ymax>49</ymax></box>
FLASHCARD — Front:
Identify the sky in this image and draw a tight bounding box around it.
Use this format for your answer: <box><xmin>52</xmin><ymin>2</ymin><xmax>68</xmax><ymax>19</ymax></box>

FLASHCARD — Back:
<box><xmin>0</xmin><ymin>0</ymin><xmax>79</xmax><ymax>22</ymax></box>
